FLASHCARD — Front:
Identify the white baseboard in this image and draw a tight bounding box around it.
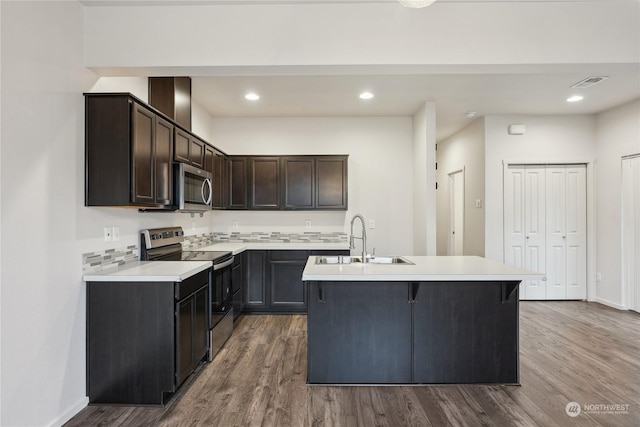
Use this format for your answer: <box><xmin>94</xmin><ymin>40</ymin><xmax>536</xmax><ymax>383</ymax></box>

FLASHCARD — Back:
<box><xmin>594</xmin><ymin>297</ymin><xmax>627</xmax><ymax>311</ymax></box>
<box><xmin>48</xmin><ymin>397</ymin><xmax>88</xmax><ymax>427</ymax></box>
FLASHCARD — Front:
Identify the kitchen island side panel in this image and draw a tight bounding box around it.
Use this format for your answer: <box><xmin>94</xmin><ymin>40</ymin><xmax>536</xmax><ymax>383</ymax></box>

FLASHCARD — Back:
<box><xmin>306</xmin><ymin>279</ymin><xmax>520</xmax><ymax>385</ymax></box>
<box><xmin>307</xmin><ymin>281</ymin><xmax>412</xmax><ymax>384</ymax></box>
<box><xmin>412</xmin><ymin>281</ymin><xmax>520</xmax><ymax>384</ymax></box>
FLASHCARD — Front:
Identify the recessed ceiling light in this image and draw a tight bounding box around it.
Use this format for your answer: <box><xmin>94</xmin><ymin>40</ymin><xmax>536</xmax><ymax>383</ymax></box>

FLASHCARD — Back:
<box><xmin>245</xmin><ymin>92</ymin><xmax>260</xmax><ymax>101</ymax></box>
<box><xmin>359</xmin><ymin>91</ymin><xmax>374</xmax><ymax>100</ymax></box>
<box><xmin>466</xmin><ymin>111</ymin><xmax>477</xmax><ymax>118</ymax></box>
<box><xmin>567</xmin><ymin>95</ymin><xmax>584</xmax><ymax>103</ymax></box>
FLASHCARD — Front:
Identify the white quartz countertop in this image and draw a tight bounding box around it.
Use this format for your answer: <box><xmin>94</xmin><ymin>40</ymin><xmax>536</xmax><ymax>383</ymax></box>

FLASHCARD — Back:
<box><xmin>83</xmin><ymin>261</ymin><xmax>212</xmax><ymax>282</ymax></box>
<box><xmin>193</xmin><ymin>242</ymin><xmax>350</xmax><ymax>255</ymax></box>
<box><xmin>302</xmin><ymin>255</ymin><xmax>545</xmax><ymax>282</ymax></box>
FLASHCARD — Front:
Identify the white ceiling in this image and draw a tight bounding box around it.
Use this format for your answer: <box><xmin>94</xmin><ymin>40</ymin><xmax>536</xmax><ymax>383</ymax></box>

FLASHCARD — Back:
<box><xmin>191</xmin><ymin>63</ymin><xmax>640</xmax><ymax>141</ymax></box>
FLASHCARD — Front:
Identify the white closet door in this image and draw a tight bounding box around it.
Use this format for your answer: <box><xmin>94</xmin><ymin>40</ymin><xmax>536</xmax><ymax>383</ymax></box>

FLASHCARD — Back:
<box><xmin>505</xmin><ymin>165</ymin><xmax>546</xmax><ymax>299</ymax></box>
<box><xmin>504</xmin><ymin>165</ymin><xmax>527</xmax><ymax>298</ymax></box>
<box><xmin>623</xmin><ymin>156</ymin><xmax>640</xmax><ymax>312</ymax></box>
<box><xmin>545</xmin><ymin>166</ymin><xmax>567</xmax><ymax>299</ymax></box>
<box><xmin>524</xmin><ymin>166</ymin><xmax>547</xmax><ymax>300</ymax></box>
<box><xmin>546</xmin><ymin>165</ymin><xmax>587</xmax><ymax>299</ymax></box>
<box><xmin>564</xmin><ymin>165</ymin><xmax>587</xmax><ymax>299</ymax></box>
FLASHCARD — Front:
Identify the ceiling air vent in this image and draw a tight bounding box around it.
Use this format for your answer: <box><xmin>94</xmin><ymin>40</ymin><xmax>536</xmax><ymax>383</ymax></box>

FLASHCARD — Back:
<box><xmin>570</xmin><ymin>76</ymin><xmax>609</xmax><ymax>89</ymax></box>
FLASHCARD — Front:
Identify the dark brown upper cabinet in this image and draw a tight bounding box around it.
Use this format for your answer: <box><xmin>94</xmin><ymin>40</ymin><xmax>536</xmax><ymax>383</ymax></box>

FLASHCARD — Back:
<box><xmin>250</xmin><ymin>157</ymin><xmax>280</xmax><ymax>209</ymax></box>
<box><xmin>282</xmin><ymin>157</ymin><xmax>314</xmax><ymax>209</ymax></box>
<box><xmin>205</xmin><ymin>145</ymin><xmax>227</xmax><ymax>209</ymax></box>
<box><xmin>148</xmin><ymin>77</ymin><xmax>192</xmax><ymax>131</ymax></box>
<box><xmin>228</xmin><ymin>157</ymin><xmax>248</xmax><ymax>209</ymax></box>
<box><xmin>85</xmin><ymin>94</ymin><xmax>174</xmax><ymax>209</ymax></box>
<box><xmin>283</xmin><ymin>156</ymin><xmax>348</xmax><ymax>210</ymax></box>
<box><xmin>174</xmin><ymin>128</ymin><xmax>205</xmax><ymax>169</ymax></box>
<box><xmin>316</xmin><ymin>156</ymin><xmax>348</xmax><ymax>210</ymax></box>
<box><xmin>227</xmin><ymin>155</ymin><xmax>348</xmax><ymax>211</ymax></box>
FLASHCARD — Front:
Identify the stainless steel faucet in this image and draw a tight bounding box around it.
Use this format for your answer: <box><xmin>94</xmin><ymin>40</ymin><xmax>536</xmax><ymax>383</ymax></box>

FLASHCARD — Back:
<box><xmin>349</xmin><ymin>213</ymin><xmax>367</xmax><ymax>263</ymax></box>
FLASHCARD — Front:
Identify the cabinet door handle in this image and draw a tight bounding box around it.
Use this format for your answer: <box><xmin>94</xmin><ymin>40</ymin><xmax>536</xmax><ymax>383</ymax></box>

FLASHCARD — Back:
<box><xmin>318</xmin><ymin>283</ymin><xmax>326</xmax><ymax>303</ymax></box>
<box><xmin>408</xmin><ymin>283</ymin><xmax>420</xmax><ymax>303</ymax></box>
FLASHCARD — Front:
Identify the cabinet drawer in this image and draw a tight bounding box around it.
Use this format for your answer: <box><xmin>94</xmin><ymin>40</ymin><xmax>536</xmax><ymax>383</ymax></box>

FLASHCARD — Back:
<box><xmin>176</xmin><ymin>269</ymin><xmax>210</xmax><ymax>300</ymax></box>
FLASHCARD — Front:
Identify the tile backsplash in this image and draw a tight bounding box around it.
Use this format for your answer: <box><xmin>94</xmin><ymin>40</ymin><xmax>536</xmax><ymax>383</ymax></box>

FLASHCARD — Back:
<box><xmin>82</xmin><ymin>245</ymin><xmax>138</xmax><ymax>273</ymax></box>
<box><xmin>82</xmin><ymin>231</ymin><xmax>348</xmax><ymax>273</ymax></box>
<box><xmin>183</xmin><ymin>231</ymin><xmax>348</xmax><ymax>247</ymax></box>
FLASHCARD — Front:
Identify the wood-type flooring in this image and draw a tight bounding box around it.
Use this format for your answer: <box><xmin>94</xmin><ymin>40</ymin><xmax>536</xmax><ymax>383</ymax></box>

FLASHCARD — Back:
<box><xmin>66</xmin><ymin>301</ymin><xmax>640</xmax><ymax>426</ymax></box>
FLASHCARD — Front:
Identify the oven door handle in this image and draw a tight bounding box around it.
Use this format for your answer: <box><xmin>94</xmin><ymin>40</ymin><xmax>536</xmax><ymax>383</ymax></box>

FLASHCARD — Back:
<box><xmin>213</xmin><ymin>256</ymin><xmax>234</xmax><ymax>270</ymax></box>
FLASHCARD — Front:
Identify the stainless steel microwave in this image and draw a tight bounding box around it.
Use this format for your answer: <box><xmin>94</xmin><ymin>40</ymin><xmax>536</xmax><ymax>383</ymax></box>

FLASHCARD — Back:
<box><xmin>174</xmin><ymin>163</ymin><xmax>212</xmax><ymax>212</ymax></box>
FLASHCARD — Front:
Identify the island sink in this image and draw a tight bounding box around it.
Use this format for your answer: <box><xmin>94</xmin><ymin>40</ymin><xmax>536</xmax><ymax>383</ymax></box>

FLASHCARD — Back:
<box><xmin>314</xmin><ymin>255</ymin><xmax>414</xmax><ymax>265</ymax></box>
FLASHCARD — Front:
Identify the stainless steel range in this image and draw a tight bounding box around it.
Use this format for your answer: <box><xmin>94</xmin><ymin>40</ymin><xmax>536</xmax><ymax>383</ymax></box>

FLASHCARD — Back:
<box><xmin>140</xmin><ymin>226</ymin><xmax>234</xmax><ymax>361</ymax></box>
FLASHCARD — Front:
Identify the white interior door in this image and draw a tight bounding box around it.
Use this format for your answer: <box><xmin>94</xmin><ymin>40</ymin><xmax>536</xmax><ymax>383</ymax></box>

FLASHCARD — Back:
<box><xmin>524</xmin><ymin>166</ymin><xmax>547</xmax><ymax>300</ymax></box>
<box><xmin>506</xmin><ymin>163</ymin><xmax>587</xmax><ymax>301</ymax></box>
<box><xmin>622</xmin><ymin>156</ymin><xmax>640</xmax><ymax>312</ymax></box>
<box><xmin>564</xmin><ymin>165</ymin><xmax>587</xmax><ymax>299</ymax></box>
<box><xmin>504</xmin><ymin>165</ymin><xmax>546</xmax><ymax>299</ymax></box>
<box><xmin>504</xmin><ymin>165</ymin><xmax>527</xmax><ymax>298</ymax></box>
<box><xmin>546</xmin><ymin>165</ymin><xmax>586</xmax><ymax>299</ymax></box>
<box><xmin>545</xmin><ymin>166</ymin><xmax>566</xmax><ymax>299</ymax></box>
<box><xmin>448</xmin><ymin>169</ymin><xmax>465</xmax><ymax>256</ymax></box>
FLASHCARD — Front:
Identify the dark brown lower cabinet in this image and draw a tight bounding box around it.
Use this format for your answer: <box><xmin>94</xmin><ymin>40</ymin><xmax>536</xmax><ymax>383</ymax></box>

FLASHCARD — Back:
<box><xmin>232</xmin><ymin>252</ymin><xmax>246</xmax><ymax>320</ymax></box>
<box><xmin>245</xmin><ymin>250</ymin><xmax>267</xmax><ymax>311</ymax></box>
<box><xmin>176</xmin><ymin>285</ymin><xmax>209</xmax><ymax>386</ymax></box>
<box><xmin>269</xmin><ymin>250</ymin><xmax>309</xmax><ymax>312</ymax></box>
<box><xmin>243</xmin><ymin>249</ymin><xmax>349</xmax><ymax>314</ymax></box>
<box><xmin>86</xmin><ymin>270</ymin><xmax>210</xmax><ymax>405</ymax></box>
<box><xmin>306</xmin><ymin>280</ymin><xmax>520</xmax><ymax>385</ymax></box>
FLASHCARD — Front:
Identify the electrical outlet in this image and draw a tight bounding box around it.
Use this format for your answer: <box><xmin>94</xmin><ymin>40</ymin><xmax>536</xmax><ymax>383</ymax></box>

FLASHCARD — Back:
<box><xmin>103</xmin><ymin>227</ymin><xmax>112</xmax><ymax>243</ymax></box>
<box><xmin>597</xmin><ymin>272</ymin><xmax>602</xmax><ymax>282</ymax></box>
<box><xmin>112</xmin><ymin>226</ymin><xmax>120</xmax><ymax>242</ymax></box>
<box><xmin>305</xmin><ymin>220</ymin><xmax>311</xmax><ymax>229</ymax></box>
<box><xmin>232</xmin><ymin>221</ymin><xmax>239</xmax><ymax>230</ymax></box>
<box><xmin>475</xmin><ymin>199</ymin><xmax>482</xmax><ymax>208</ymax></box>
<box><xmin>369</xmin><ymin>219</ymin><xmax>375</xmax><ymax>229</ymax></box>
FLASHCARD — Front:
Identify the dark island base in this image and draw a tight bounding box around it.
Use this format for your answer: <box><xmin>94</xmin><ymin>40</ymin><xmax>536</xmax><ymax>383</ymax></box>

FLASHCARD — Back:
<box><xmin>306</xmin><ymin>280</ymin><xmax>520</xmax><ymax>385</ymax></box>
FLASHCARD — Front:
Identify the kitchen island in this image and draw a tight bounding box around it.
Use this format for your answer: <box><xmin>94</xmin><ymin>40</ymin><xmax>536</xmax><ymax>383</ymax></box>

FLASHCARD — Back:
<box><xmin>302</xmin><ymin>255</ymin><xmax>543</xmax><ymax>385</ymax></box>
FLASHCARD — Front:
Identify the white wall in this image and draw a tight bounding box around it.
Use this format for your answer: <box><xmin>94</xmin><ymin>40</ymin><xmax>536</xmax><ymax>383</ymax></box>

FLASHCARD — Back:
<box><xmin>2</xmin><ymin>3</ymin><xmax>92</xmax><ymax>425</ymax></box>
<box><xmin>484</xmin><ymin>115</ymin><xmax>597</xmax><ymax>265</ymax></box>
<box><xmin>412</xmin><ymin>102</ymin><xmax>436</xmax><ymax>255</ymax></box>
<box><xmin>436</xmin><ymin>118</ymin><xmax>485</xmax><ymax>256</ymax></box>
<box><xmin>83</xmin><ymin>2</ymin><xmax>640</xmax><ymax>70</ymax></box>
<box><xmin>595</xmin><ymin>99</ymin><xmax>640</xmax><ymax>309</ymax></box>
<box><xmin>210</xmin><ymin>116</ymin><xmax>414</xmax><ymax>256</ymax></box>
<box><xmin>0</xmin><ymin>3</ymin><xmax>3</xmax><ymax>422</ymax></box>
<box><xmin>0</xmin><ymin>4</ymin><xmax>214</xmax><ymax>426</ymax></box>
